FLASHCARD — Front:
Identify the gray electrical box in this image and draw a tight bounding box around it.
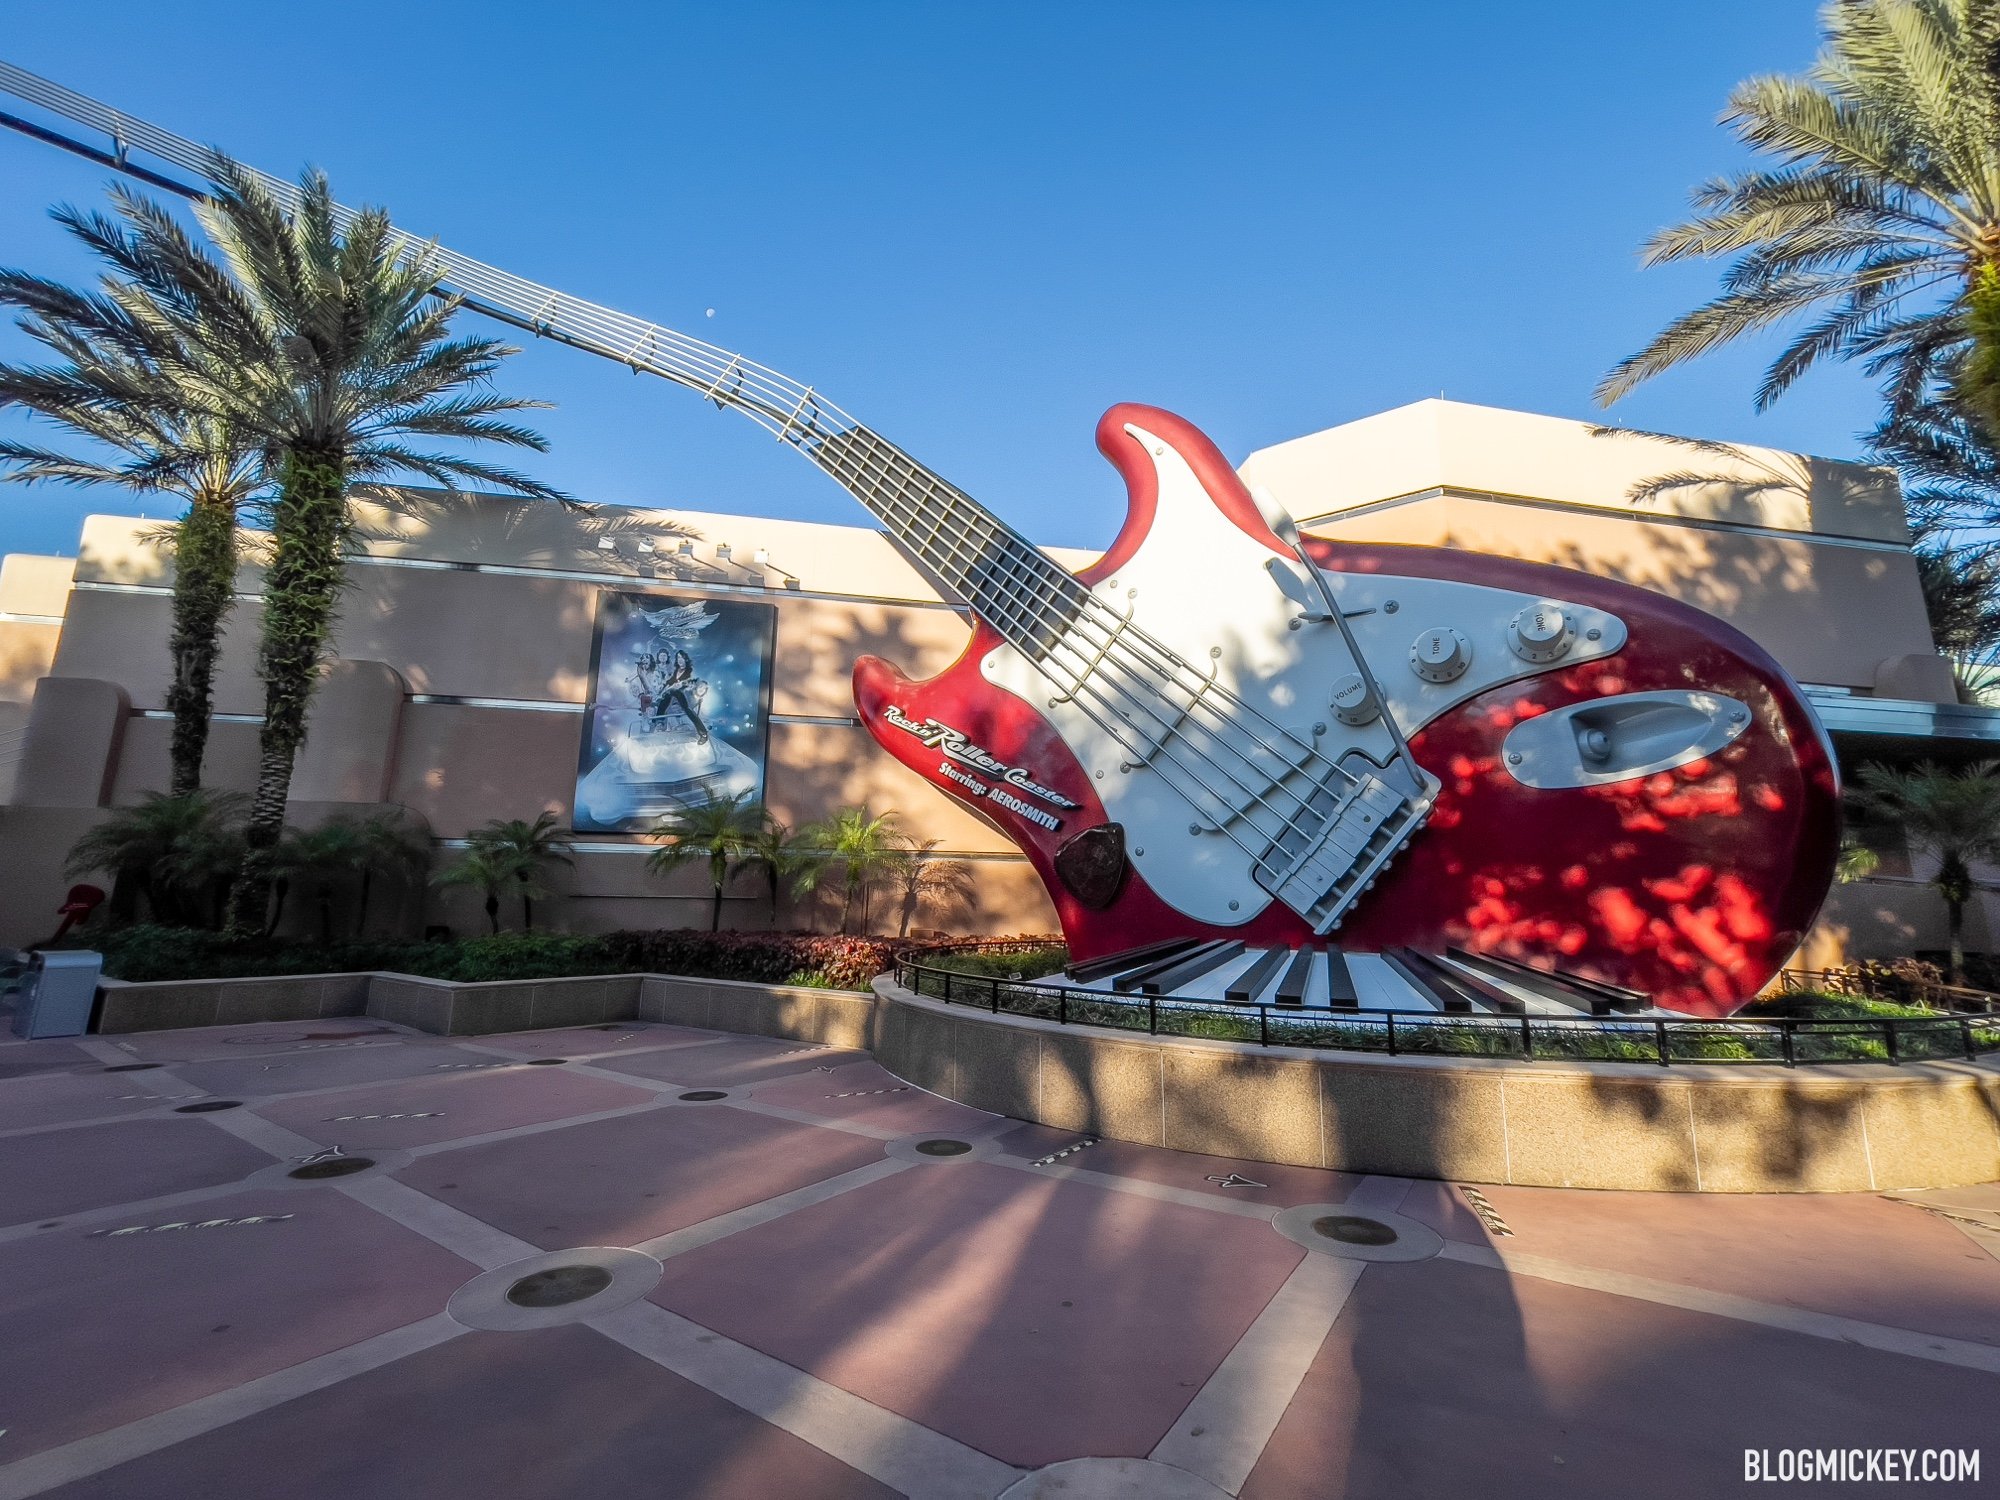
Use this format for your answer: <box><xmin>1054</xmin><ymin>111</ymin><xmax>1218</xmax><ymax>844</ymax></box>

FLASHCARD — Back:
<box><xmin>12</xmin><ymin>950</ymin><xmax>102</xmax><ymax>1039</ymax></box>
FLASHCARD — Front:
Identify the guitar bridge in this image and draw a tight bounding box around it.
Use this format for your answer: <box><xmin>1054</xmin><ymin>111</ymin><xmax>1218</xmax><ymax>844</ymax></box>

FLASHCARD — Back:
<box><xmin>1250</xmin><ymin>765</ymin><xmax>1437</xmax><ymax>933</ymax></box>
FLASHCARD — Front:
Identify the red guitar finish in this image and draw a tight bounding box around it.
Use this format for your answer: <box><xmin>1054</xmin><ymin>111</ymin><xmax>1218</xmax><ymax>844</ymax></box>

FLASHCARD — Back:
<box><xmin>854</xmin><ymin>404</ymin><xmax>1841</xmax><ymax>1017</ymax></box>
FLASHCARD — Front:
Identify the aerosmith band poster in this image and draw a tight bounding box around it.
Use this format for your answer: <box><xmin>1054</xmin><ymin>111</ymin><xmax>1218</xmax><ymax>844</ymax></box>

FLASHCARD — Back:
<box><xmin>572</xmin><ymin>591</ymin><xmax>777</xmax><ymax>833</ymax></box>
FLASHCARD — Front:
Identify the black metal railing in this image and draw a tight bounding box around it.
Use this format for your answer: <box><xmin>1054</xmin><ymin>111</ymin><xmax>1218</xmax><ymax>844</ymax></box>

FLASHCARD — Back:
<box><xmin>894</xmin><ymin>951</ymin><xmax>2000</xmax><ymax>1068</ymax></box>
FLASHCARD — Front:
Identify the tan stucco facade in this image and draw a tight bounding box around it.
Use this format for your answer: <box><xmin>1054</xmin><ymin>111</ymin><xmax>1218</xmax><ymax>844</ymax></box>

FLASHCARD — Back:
<box><xmin>0</xmin><ymin>399</ymin><xmax>1972</xmax><ymax>960</ymax></box>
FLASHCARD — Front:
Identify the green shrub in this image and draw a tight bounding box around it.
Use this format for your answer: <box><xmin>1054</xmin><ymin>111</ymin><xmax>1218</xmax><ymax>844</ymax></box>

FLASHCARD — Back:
<box><xmin>918</xmin><ymin>941</ymin><xmax>1067</xmax><ymax>981</ymax></box>
<box><xmin>87</xmin><ymin>923</ymin><xmax>901</xmax><ymax>991</ymax></box>
<box><xmin>595</xmin><ymin>930</ymin><xmax>898</xmax><ymax>990</ymax></box>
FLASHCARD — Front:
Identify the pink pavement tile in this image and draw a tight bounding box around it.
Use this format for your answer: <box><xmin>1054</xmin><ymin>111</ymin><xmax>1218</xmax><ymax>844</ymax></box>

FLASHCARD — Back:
<box><xmin>253</xmin><ymin>1065</ymin><xmax>657</xmax><ymax>1150</ymax></box>
<box><xmin>1400</xmin><ymin>1178</ymin><xmax>2000</xmax><ymax>1348</ymax></box>
<box><xmin>41</xmin><ymin>1324</ymin><xmax>898</xmax><ymax>1500</ymax></box>
<box><xmin>169</xmin><ymin>1038</ymin><xmax>503</xmax><ymax>1099</ymax></box>
<box><xmin>993</xmin><ymin>1120</ymin><xmax>1367</xmax><ymax>1208</ymax></box>
<box><xmin>0</xmin><ymin>1070</ymin><xmax>186</xmax><ymax>1130</ymax></box>
<box><xmin>749</xmin><ymin>1060</ymin><xmax>997</xmax><ymax>1134</ymax></box>
<box><xmin>0</xmin><ymin>1037</ymin><xmax>98</xmax><ymax>1079</ymax></box>
<box><xmin>0</xmin><ymin>1118</ymin><xmax>271</xmax><ymax>1225</ymax></box>
<box><xmin>480</xmin><ymin>1022</ymin><xmax>724</xmax><ymax>1058</ymax></box>
<box><xmin>648</xmin><ymin>1159</ymin><xmax>1307</xmax><ymax>1468</ymax></box>
<box><xmin>112</xmin><ymin>1021</ymin><xmax>411</xmax><ymax>1062</ymax></box>
<box><xmin>589</xmin><ymin>1036</ymin><xmax>870</xmax><ymax>1089</ymax></box>
<box><xmin>0</xmin><ymin>1186</ymin><xmax>475</xmax><ymax>1461</ymax></box>
<box><xmin>1242</xmin><ymin>1255</ymin><xmax>2000</xmax><ymax>1500</ymax></box>
<box><xmin>393</xmin><ymin>1103</ymin><xmax>888</xmax><ymax>1250</ymax></box>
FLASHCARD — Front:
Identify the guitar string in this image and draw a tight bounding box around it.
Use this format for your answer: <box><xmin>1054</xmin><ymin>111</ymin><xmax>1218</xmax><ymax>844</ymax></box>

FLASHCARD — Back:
<box><xmin>807</xmin><ymin>430</ymin><xmax>1373</xmax><ymax>820</ymax></box>
<box><xmin>806</xmin><ymin>433</ymin><xmax>1366</xmax><ymax>872</ymax></box>
<box><xmin>805</xmin><ymin>429</ymin><xmax>1377</xmax><ymax>865</ymax></box>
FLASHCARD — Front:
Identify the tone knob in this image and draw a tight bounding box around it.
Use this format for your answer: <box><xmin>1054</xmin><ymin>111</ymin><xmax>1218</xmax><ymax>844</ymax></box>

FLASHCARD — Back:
<box><xmin>1331</xmin><ymin>672</ymin><xmax>1379</xmax><ymax>726</ymax></box>
<box><xmin>1409</xmin><ymin>627</ymin><xmax>1470</xmax><ymax>684</ymax></box>
<box><xmin>1508</xmin><ymin>604</ymin><xmax>1574</xmax><ymax>664</ymax></box>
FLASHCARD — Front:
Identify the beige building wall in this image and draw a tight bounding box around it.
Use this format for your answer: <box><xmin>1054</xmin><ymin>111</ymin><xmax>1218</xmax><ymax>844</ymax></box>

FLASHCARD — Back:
<box><xmin>0</xmin><ymin>490</ymin><xmax>1083</xmax><ymax>944</ymax></box>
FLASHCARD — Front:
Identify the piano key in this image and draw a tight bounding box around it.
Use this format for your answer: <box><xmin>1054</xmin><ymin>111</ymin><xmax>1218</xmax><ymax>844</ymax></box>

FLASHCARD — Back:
<box><xmin>1113</xmin><ymin>940</ymin><xmax>1231</xmax><ymax>993</ymax></box>
<box><xmin>1433</xmin><ymin>951</ymin><xmax>1600</xmax><ymax>1017</ymax></box>
<box><xmin>1324</xmin><ymin>947</ymin><xmax>1358</xmax><ymax>1009</ymax></box>
<box><xmin>1140</xmin><ymin>939</ymin><xmax>1248</xmax><ymax>995</ymax></box>
<box><xmin>1341</xmin><ymin>953</ymin><xmax>1413</xmax><ymax>1011</ymax></box>
<box><xmin>1381</xmin><ymin>951</ymin><xmax>1473</xmax><ymax>1014</ymax></box>
<box><xmin>1225</xmin><ymin>946</ymin><xmax>1291</xmax><ymax>1005</ymax></box>
<box><xmin>1398</xmin><ymin>949</ymin><xmax>1525</xmax><ymax>1015</ymax></box>
<box><xmin>1448</xmin><ymin>947</ymin><xmax>1647</xmax><ymax>1014</ymax></box>
<box><xmin>1274</xmin><ymin>947</ymin><xmax>1315</xmax><ymax>1008</ymax></box>
<box><xmin>1065</xmin><ymin>939</ymin><xmax>1199</xmax><ymax>986</ymax></box>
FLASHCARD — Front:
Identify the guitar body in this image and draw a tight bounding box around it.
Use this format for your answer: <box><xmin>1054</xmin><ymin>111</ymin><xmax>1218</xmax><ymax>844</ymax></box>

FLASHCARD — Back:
<box><xmin>853</xmin><ymin>404</ymin><xmax>1841</xmax><ymax>1017</ymax></box>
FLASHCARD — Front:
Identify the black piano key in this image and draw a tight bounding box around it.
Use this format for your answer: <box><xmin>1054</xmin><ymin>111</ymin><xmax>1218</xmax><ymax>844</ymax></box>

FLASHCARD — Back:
<box><xmin>1381</xmin><ymin>950</ymin><xmax>1472</xmax><ymax>1014</ymax></box>
<box><xmin>1113</xmin><ymin>940</ymin><xmax>1229</xmax><ymax>993</ymax></box>
<box><xmin>1140</xmin><ymin>939</ymin><xmax>1248</xmax><ymax>995</ymax></box>
<box><xmin>1447</xmin><ymin>947</ymin><xmax>1638</xmax><ymax>1015</ymax></box>
<box><xmin>1225</xmin><ymin>946</ymin><xmax>1290</xmax><ymax>1005</ymax></box>
<box><xmin>1324</xmin><ymin>947</ymin><xmax>1358</xmax><ymax>1009</ymax></box>
<box><xmin>1403</xmin><ymin>949</ymin><xmax>1524</xmax><ymax>1015</ymax></box>
<box><xmin>1274</xmin><ymin>947</ymin><xmax>1315</xmax><ymax>1008</ymax></box>
<box><xmin>1065</xmin><ymin>939</ymin><xmax>1198</xmax><ymax>985</ymax></box>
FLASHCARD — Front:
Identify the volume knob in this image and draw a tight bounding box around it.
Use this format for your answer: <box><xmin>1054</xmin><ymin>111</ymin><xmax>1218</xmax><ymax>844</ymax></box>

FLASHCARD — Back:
<box><xmin>1508</xmin><ymin>604</ymin><xmax>1574</xmax><ymax>664</ymax></box>
<box><xmin>1409</xmin><ymin>628</ymin><xmax>1470</xmax><ymax>684</ymax></box>
<box><xmin>1331</xmin><ymin>672</ymin><xmax>1379</xmax><ymax>726</ymax></box>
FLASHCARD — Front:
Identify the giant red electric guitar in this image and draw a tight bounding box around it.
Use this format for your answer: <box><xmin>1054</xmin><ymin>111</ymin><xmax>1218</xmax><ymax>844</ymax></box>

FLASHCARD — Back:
<box><xmin>0</xmin><ymin>60</ymin><xmax>1843</xmax><ymax>1017</ymax></box>
<box><xmin>838</xmin><ymin>406</ymin><xmax>1840</xmax><ymax>1017</ymax></box>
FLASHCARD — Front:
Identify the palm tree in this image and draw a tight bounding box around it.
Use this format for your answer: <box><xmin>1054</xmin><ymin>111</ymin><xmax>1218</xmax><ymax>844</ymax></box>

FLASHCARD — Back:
<box><xmin>18</xmin><ymin>169</ymin><xmax>573</xmax><ymax>933</ymax></box>
<box><xmin>1849</xmin><ymin>760</ymin><xmax>2000</xmax><ymax>981</ymax></box>
<box><xmin>1598</xmin><ymin>0</ymin><xmax>2000</xmax><ymax>420</ymax></box>
<box><xmin>348</xmin><ymin>807</ymin><xmax>432</xmax><ymax>937</ymax></box>
<box><xmin>742</xmin><ymin>816</ymin><xmax>805</xmax><ymax>925</ymax></box>
<box><xmin>464</xmin><ymin>812</ymin><xmax>574</xmax><ymax>931</ymax></box>
<box><xmin>793</xmin><ymin>806</ymin><xmax>909</xmax><ymax>935</ymax></box>
<box><xmin>646</xmin><ymin>792</ymin><xmax>768</xmax><ymax>932</ymax></box>
<box><xmin>65</xmin><ymin>789</ymin><xmax>247</xmax><ymax>927</ymax></box>
<box><xmin>434</xmin><ymin>846</ymin><xmax>511</xmax><ymax>936</ymax></box>
<box><xmin>0</xmin><ymin>237</ymin><xmax>267</xmax><ymax>795</ymax></box>
<box><xmin>267</xmin><ymin>819</ymin><xmax>368</xmax><ymax>942</ymax></box>
<box><xmin>887</xmin><ymin>838</ymin><xmax>976</xmax><ymax>938</ymax></box>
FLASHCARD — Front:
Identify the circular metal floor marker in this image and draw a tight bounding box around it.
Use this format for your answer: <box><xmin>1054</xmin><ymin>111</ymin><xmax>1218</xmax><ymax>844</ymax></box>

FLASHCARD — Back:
<box><xmin>1273</xmin><ymin>1202</ymin><xmax>1444</xmax><ymax>1263</ymax></box>
<box><xmin>288</xmin><ymin>1156</ymin><xmax>376</xmax><ymax>1180</ymax></box>
<box><xmin>525</xmin><ymin>1058</ymin><xmax>566</xmax><ymax>1066</ymax></box>
<box><xmin>174</xmin><ymin>1100</ymin><xmax>242</xmax><ymax>1114</ymax></box>
<box><xmin>1312</xmin><ymin>1214</ymin><xmax>1399</xmax><ymax>1247</ymax></box>
<box><xmin>448</xmin><ymin>1246</ymin><xmax>663</xmax><ymax>1331</ymax></box>
<box><xmin>916</xmin><ymin>1138</ymin><xmax>973</xmax><ymax>1157</ymax></box>
<box><xmin>103</xmin><ymin>1063</ymin><xmax>161</xmax><ymax>1073</ymax></box>
<box><xmin>678</xmin><ymin>1090</ymin><xmax>728</xmax><ymax>1102</ymax></box>
<box><xmin>506</xmin><ymin>1264</ymin><xmax>613</xmax><ymax>1307</ymax></box>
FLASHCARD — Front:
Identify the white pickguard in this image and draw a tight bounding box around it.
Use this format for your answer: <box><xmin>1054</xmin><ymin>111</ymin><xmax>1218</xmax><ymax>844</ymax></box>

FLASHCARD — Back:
<box><xmin>980</xmin><ymin>421</ymin><xmax>1627</xmax><ymax>927</ymax></box>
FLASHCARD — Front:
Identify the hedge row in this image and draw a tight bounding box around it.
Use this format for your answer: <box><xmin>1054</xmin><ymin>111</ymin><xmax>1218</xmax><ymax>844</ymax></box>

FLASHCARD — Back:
<box><xmin>89</xmin><ymin>925</ymin><xmax>902</xmax><ymax>990</ymax></box>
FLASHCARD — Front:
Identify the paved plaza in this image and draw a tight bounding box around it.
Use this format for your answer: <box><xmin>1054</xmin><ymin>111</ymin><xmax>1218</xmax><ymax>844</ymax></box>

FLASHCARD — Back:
<box><xmin>0</xmin><ymin>1016</ymin><xmax>1996</xmax><ymax>1498</ymax></box>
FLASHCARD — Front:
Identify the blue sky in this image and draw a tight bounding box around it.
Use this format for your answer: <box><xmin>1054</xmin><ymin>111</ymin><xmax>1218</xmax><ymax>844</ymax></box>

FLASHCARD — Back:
<box><xmin>0</xmin><ymin>1</ymin><xmax>1884</xmax><ymax>559</ymax></box>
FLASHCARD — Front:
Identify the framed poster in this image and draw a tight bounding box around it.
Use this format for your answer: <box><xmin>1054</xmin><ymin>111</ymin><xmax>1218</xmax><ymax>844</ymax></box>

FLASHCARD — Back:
<box><xmin>572</xmin><ymin>592</ymin><xmax>778</xmax><ymax>833</ymax></box>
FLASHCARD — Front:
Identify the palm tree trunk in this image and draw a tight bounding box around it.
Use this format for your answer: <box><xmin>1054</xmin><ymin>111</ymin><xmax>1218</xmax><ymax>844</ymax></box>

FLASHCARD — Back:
<box><xmin>226</xmin><ymin>447</ymin><xmax>348</xmax><ymax>936</ymax></box>
<box><xmin>711</xmin><ymin>881</ymin><xmax>723</xmax><ymax>932</ymax></box>
<box><xmin>1949</xmin><ymin>898</ymin><xmax>1967</xmax><ymax>986</ymax></box>
<box><xmin>485</xmin><ymin>891</ymin><xmax>500</xmax><ymax>934</ymax></box>
<box><xmin>520</xmin><ymin>877</ymin><xmax>534</xmax><ymax>932</ymax></box>
<box><xmin>164</xmin><ymin>496</ymin><xmax>239</xmax><ymax>798</ymax></box>
<box><xmin>265</xmin><ymin>877</ymin><xmax>289</xmax><ymax>938</ymax></box>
